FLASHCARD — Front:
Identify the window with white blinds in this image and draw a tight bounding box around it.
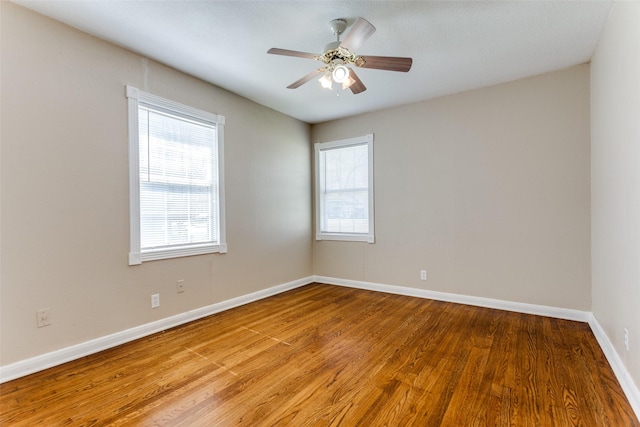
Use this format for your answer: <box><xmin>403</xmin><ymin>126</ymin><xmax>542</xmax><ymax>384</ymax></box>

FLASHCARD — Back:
<box><xmin>315</xmin><ymin>134</ymin><xmax>375</xmax><ymax>243</ymax></box>
<box><xmin>126</xmin><ymin>86</ymin><xmax>226</xmax><ymax>265</ymax></box>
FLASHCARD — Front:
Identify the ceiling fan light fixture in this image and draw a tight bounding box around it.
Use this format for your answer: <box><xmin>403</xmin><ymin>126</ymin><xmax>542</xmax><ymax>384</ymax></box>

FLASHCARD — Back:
<box><xmin>318</xmin><ymin>72</ymin><xmax>333</xmax><ymax>90</ymax></box>
<box><xmin>332</xmin><ymin>65</ymin><xmax>350</xmax><ymax>83</ymax></box>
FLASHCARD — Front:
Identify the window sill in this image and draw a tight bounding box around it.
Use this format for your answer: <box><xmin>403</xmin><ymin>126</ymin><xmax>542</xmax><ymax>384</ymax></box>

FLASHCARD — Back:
<box><xmin>315</xmin><ymin>233</ymin><xmax>375</xmax><ymax>243</ymax></box>
<box><xmin>129</xmin><ymin>243</ymin><xmax>227</xmax><ymax>265</ymax></box>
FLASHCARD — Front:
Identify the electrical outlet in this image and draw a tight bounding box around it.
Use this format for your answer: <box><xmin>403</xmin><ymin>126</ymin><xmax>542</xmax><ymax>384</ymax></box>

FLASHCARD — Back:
<box><xmin>624</xmin><ymin>328</ymin><xmax>629</xmax><ymax>351</ymax></box>
<box><xmin>177</xmin><ymin>280</ymin><xmax>185</xmax><ymax>293</ymax></box>
<box><xmin>37</xmin><ymin>308</ymin><xmax>51</xmax><ymax>327</ymax></box>
<box><xmin>151</xmin><ymin>293</ymin><xmax>160</xmax><ymax>308</ymax></box>
<box><xmin>420</xmin><ymin>270</ymin><xmax>427</xmax><ymax>281</ymax></box>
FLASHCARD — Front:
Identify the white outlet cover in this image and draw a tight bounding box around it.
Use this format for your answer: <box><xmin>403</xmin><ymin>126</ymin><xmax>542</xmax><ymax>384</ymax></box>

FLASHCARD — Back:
<box><xmin>37</xmin><ymin>308</ymin><xmax>52</xmax><ymax>327</ymax></box>
<box><xmin>151</xmin><ymin>294</ymin><xmax>160</xmax><ymax>308</ymax></box>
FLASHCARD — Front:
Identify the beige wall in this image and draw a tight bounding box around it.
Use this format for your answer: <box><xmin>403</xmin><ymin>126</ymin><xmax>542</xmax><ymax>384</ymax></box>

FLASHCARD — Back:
<box><xmin>312</xmin><ymin>65</ymin><xmax>591</xmax><ymax>310</ymax></box>
<box><xmin>0</xmin><ymin>1</ymin><xmax>599</xmax><ymax>371</ymax></box>
<box><xmin>0</xmin><ymin>3</ymin><xmax>312</xmax><ymax>365</ymax></box>
<box><xmin>591</xmin><ymin>1</ymin><xmax>640</xmax><ymax>390</ymax></box>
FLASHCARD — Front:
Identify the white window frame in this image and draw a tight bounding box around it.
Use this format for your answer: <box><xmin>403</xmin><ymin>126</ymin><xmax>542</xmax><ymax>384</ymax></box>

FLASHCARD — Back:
<box><xmin>315</xmin><ymin>134</ymin><xmax>375</xmax><ymax>243</ymax></box>
<box><xmin>126</xmin><ymin>85</ymin><xmax>226</xmax><ymax>265</ymax></box>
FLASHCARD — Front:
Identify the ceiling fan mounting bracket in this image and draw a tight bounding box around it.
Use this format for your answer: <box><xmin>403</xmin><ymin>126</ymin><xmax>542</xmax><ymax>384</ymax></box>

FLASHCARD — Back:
<box><xmin>329</xmin><ymin>19</ymin><xmax>347</xmax><ymax>36</ymax></box>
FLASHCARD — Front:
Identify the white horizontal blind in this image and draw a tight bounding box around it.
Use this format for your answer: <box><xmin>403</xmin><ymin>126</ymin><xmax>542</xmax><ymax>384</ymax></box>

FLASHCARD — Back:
<box><xmin>138</xmin><ymin>106</ymin><xmax>218</xmax><ymax>250</ymax></box>
<box><xmin>320</xmin><ymin>143</ymin><xmax>369</xmax><ymax>234</ymax></box>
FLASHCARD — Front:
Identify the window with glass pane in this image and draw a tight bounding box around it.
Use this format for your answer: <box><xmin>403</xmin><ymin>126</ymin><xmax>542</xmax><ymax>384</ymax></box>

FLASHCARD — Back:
<box><xmin>315</xmin><ymin>134</ymin><xmax>374</xmax><ymax>243</ymax></box>
<box><xmin>139</xmin><ymin>107</ymin><xmax>218</xmax><ymax>248</ymax></box>
<box><xmin>127</xmin><ymin>86</ymin><xmax>226</xmax><ymax>265</ymax></box>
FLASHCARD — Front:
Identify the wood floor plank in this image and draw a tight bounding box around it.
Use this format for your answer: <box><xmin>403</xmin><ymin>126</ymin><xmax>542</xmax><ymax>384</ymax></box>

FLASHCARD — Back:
<box><xmin>1</xmin><ymin>283</ymin><xmax>638</xmax><ymax>426</ymax></box>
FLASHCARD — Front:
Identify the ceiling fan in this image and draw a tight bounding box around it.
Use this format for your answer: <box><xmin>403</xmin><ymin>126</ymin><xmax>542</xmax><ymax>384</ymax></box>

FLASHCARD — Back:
<box><xmin>267</xmin><ymin>17</ymin><xmax>413</xmax><ymax>94</ymax></box>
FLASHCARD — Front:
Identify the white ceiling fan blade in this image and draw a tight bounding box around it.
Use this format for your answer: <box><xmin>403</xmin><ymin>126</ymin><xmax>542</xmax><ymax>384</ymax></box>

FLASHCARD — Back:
<box><xmin>340</xmin><ymin>17</ymin><xmax>376</xmax><ymax>53</ymax></box>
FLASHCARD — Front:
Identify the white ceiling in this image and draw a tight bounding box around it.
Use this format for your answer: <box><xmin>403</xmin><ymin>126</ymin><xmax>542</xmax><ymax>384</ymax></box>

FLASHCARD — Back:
<box><xmin>14</xmin><ymin>0</ymin><xmax>613</xmax><ymax>124</ymax></box>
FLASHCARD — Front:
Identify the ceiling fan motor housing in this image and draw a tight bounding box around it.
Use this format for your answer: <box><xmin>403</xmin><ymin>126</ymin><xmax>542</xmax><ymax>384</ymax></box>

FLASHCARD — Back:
<box><xmin>319</xmin><ymin>46</ymin><xmax>363</xmax><ymax>68</ymax></box>
<box><xmin>323</xmin><ymin>41</ymin><xmax>340</xmax><ymax>53</ymax></box>
<box><xmin>322</xmin><ymin>19</ymin><xmax>365</xmax><ymax>67</ymax></box>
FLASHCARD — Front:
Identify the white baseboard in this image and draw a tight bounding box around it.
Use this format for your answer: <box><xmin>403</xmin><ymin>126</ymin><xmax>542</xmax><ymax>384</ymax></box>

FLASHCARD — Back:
<box><xmin>0</xmin><ymin>276</ymin><xmax>314</xmax><ymax>384</ymax></box>
<box><xmin>313</xmin><ymin>275</ymin><xmax>591</xmax><ymax>322</ymax></box>
<box><xmin>588</xmin><ymin>314</ymin><xmax>640</xmax><ymax>420</ymax></box>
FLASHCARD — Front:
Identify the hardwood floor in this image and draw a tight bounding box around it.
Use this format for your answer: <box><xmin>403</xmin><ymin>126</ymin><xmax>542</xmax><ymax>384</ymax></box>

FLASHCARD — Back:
<box><xmin>1</xmin><ymin>283</ymin><xmax>637</xmax><ymax>426</ymax></box>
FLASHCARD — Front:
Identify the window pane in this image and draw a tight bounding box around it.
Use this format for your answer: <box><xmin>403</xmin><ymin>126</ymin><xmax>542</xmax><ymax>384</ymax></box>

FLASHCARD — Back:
<box><xmin>324</xmin><ymin>144</ymin><xmax>369</xmax><ymax>191</ymax></box>
<box><xmin>321</xmin><ymin>143</ymin><xmax>369</xmax><ymax>234</ymax></box>
<box><xmin>323</xmin><ymin>190</ymin><xmax>369</xmax><ymax>233</ymax></box>
<box><xmin>142</xmin><ymin>108</ymin><xmax>216</xmax><ymax>186</ymax></box>
<box><xmin>139</xmin><ymin>106</ymin><xmax>218</xmax><ymax>250</ymax></box>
